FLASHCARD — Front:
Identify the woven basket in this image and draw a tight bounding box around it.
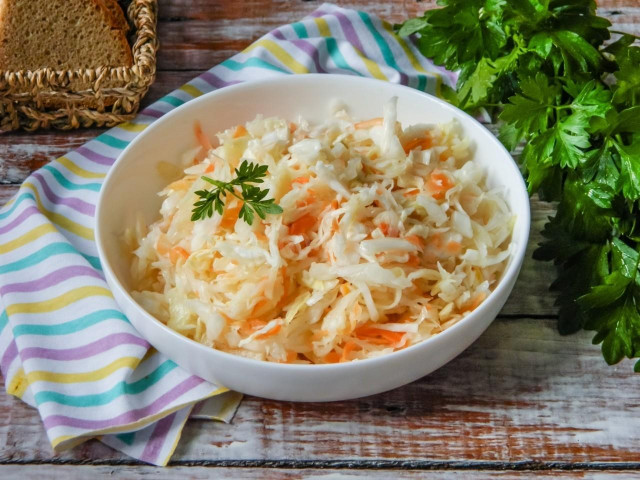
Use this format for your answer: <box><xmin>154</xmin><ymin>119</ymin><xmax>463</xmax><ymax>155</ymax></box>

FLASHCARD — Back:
<box><xmin>0</xmin><ymin>0</ymin><xmax>158</xmax><ymax>132</ymax></box>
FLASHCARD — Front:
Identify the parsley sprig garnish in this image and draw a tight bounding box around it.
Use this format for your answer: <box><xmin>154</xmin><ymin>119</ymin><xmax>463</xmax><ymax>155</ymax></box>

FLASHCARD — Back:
<box><xmin>191</xmin><ymin>160</ymin><xmax>283</xmax><ymax>225</ymax></box>
<box><xmin>399</xmin><ymin>1</ymin><xmax>640</xmax><ymax>370</ymax></box>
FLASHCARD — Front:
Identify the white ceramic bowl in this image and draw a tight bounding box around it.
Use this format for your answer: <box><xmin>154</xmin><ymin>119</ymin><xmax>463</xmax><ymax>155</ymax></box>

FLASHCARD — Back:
<box><xmin>96</xmin><ymin>74</ymin><xmax>530</xmax><ymax>402</ymax></box>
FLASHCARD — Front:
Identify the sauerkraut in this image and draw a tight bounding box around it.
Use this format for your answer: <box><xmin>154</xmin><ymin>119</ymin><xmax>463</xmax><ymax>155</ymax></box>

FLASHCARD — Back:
<box><xmin>126</xmin><ymin>98</ymin><xmax>514</xmax><ymax>364</ymax></box>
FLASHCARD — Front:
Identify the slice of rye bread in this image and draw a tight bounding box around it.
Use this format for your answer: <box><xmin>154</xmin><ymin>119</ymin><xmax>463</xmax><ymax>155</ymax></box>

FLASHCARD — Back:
<box><xmin>0</xmin><ymin>0</ymin><xmax>133</xmax><ymax>71</ymax></box>
<box><xmin>97</xmin><ymin>0</ymin><xmax>130</xmax><ymax>32</ymax></box>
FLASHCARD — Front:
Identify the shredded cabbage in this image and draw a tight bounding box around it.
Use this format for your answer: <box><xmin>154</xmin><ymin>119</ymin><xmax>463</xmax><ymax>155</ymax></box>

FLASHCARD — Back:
<box><xmin>128</xmin><ymin>98</ymin><xmax>514</xmax><ymax>364</ymax></box>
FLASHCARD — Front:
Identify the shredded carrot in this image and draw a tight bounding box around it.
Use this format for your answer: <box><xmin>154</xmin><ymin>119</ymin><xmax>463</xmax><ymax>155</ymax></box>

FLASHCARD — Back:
<box><xmin>256</xmin><ymin>323</ymin><xmax>282</xmax><ymax>339</ymax></box>
<box><xmin>378</xmin><ymin>222</ymin><xmax>399</xmax><ymax>237</ymax></box>
<box><xmin>439</xmin><ymin>150</ymin><xmax>451</xmax><ymax>162</ymax></box>
<box><xmin>397</xmin><ymin>313</ymin><xmax>415</xmax><ymax>323</ymax></box>
<box><xmin>169</xmin><ymin>246</ymin><xmax>189</xmax><ymax>264</ymax></box>
<box><xmin>233</xmin><ymin>125</ymin><xmax>248</xmax><ymax>139</ymax></box>
<box><xmin>278</xmin><ymin>267</ymin><xmax>289</xmax><ymax>303</ymax></box>
<box><xmin>406</xmin><ymin>254</ymin><xmax>421</xmax><ymax>267</ymax></box>
<box><xmin>428</xmin><ymin>170</ymin><xmax>454</xmax><ymax>200</ymax></box>
<box><xmin>289</xmin><ymin>122</ymin><xmax>297</xmax><ymax>134</ymax></box>
<box><xmin>246</xmin><ymin>318</ymin><xmax>267</xmax><ymax>331</ymax></box>
<box><xmin>354</xmin><ymin>117</ymin><xmax>383</xmax><ymax>129</ymax></box>
<box><xmin>463</xmin><ymin>293</ymin><xmax>487</xmax><ymax>313</ymax></box>
<box><xmin>204</xmin><ymin>163</ymin><xmax>215</xmax><ymax>173</ymax></box>
<box><xmin>220</xmin><ymin>201</ymin><xmax>242</xmax><ymax>229</ymax></box>
<box><xmin>252</xmin><ymin>298</ymin><xmax>270</xmax><ymax>315</ymax></box>
<box><xmin>340</xmin><ymin>341</ymin><xmax>359</xmax><ymax>362</ymax></box>
<box><xmin>340</xmin><ymin>283</ymin><xmax>351</xmax><ymax>296</ymax></box>
<box><xmin>293</xmin><ymin>176</ymin><xmax>309</xmax><ymax>185</ymax></box>
<box><xmin>324</xmin><ymin>350</ymin><xmax>341</xmax><ymax>363</ymax></box>
<box><xmin>403</xmin><ymin>135</ymin><xmax>432</xmax><ymax>154</ymax></box>
<box><xmin>166</xmin><ymin>178</ymin><xmax>192</xmax><ymax>191</ymax></box>
<box><xmin>428</xmin><ymin>233</ymin><xmax>443</xmax><ymax>249</ymax></box>
<box><xmin>403</xmin><ymin>189</ymin><xmax>420</xmax><ymax>197</ymax></box>
<box><xmin>284</xmin><ymin>351</ymin><xmax>298</xmax><ymax>363</ymax></box>
<box><xmin>219</xmin><ymin>313</ymin><xmax>236</xmax><ymax>325</ymax></box>
<box><xmin>289</xmin><ymin>214</ymin><xmax>316</xmax><ymax>235</ymax></box>
<box><xmin>423</xmin><ymin>252</ymin><xmax>438</xmax><ymax>265</ymax></box>
<box><xmin>330</xmin><ymin>199</ymin><xmax>339</xmax><ymax>209</ymax></box>
<box><xmin>194</xmin><ymin>121</ymin><xmax>213</xmax><ymax>151</ymax></box>
<box><xmin>355</xmin><ymin>326</ymin><xmax>405</xmax><ymax>345</ymax></box>
<box><xmin>405</xmin><ymin>235</ymin><xmax>424</xmax><ymax>250</ymax></box>
<box><xmin>359</xmin><ymin>336</ymin><xmax>401</xmax><ymax>346</ymax></box>
<box><xmin>446</xmin><ymin>241</ymin><xmax>462</xmax><ymax>254</ymax></box>
<box><xmin>237</xmin><ymin>326</ymin><xmax>251</xmax><ymax>337</ymax></box>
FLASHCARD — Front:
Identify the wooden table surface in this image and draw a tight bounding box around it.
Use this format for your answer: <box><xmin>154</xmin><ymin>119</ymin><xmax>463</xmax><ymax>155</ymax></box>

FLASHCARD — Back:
<box><xmin>2</xmin><ymin>1</ymin><xmax>640</xmax><ymax>478</ymax></box>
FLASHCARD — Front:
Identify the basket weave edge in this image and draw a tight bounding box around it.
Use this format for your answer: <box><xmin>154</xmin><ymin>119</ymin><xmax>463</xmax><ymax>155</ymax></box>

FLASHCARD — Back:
<box><xmin>0</xmin><ymin>0</ymin><xmax>158</xmax><ymax>131</ymax></box>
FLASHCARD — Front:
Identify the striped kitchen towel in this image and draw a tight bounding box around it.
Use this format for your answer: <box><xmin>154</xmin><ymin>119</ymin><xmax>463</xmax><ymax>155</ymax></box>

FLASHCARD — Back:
<box><xmin>0</xmin><ymin>3</ymin><xmax>455</xmax><ymax>466</ymax></box>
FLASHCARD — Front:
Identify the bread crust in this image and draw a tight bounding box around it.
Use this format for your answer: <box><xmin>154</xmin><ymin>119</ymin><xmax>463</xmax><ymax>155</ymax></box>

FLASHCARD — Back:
<box><xmin>92</xmin><ymin>0</ymin><xmax>133</xmax><ymax>67</ymax></box>
<box><xmin>95</xmin><ymin>0</ymin><xmax>130</xmax><ymax>32</ymax></box>
<box><xmin>0</xmin><ymin>0</ymin><xmax>133</xmax><ymax>71</ymax></box>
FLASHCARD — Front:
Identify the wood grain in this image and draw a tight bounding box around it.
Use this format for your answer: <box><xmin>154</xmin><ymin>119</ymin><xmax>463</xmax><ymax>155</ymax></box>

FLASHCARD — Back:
<box><xmin>1</xmin><ymin>465</ymin><xmax>638</xmax><ymax>479</ymax></box>
<box><xmin>154</xmin><ymin>2</ymin><xmax>640</xmax><ymax>71</ymax></box>
<box><xmin>1</xmin><ymin>1</ymin><xmax>640</xmax><ymax>477</ymax></box>
<box><xmin>155</xmin><ymin>0</ymin><xmax>640</xmax><ymax>21</ymax></box>
<box><xmin>1</xmin><ymin>318</ymin><xmax>638</xmax><ymax>468</ymax></box>
<box><xmin>153</xmin><ymin>1</ymin><xmax>425</xmax><ymax>70</ymax></box>
<box><xmin>1</xmin><ymin>3</ymin><xmax>639</xmax><ymax>185</ymax></box>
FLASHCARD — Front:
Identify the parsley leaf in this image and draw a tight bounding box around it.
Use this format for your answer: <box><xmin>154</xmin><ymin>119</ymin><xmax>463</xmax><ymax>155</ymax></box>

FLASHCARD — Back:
<box><xmin>500</xmin><ymin>74</ymin><xmax>558</xmax><ymax>139</ymax></box>
<box><xmin>579</xmin><ymin>238</ymin><xmax>640</xmax><ymax>364</ymax></box>
<box><xmin>614</xmin><ymin>142</ymin><xmax>640</xmax><ymax>201</ymax></box>
<box><xmin>614</xmin><ymin>46</ymin><xmax>640</xmax><ymax>106</ymax></box>
<box><xmin>191</xmin><ymin>160</ymin><xmax>283</xmax><ymax>225</ymax></box>
<box><xmin>566</xmin><ymin>80</ymin><xmax>612</xmax><ymax>120</ymax></box>
<box><xmin>548</xmin><ymin>30</ymin><xmax>602</xmax><ymax>75</ymax></box>
<box><xmin>549</xmin><ymin>113</ymin><xmax>592</xmax><ymax>169</ymax></box>
<box><xmin>400</xmin><ymin>0</ymin><xmax>640</xmax><ymax>370</ymax></box>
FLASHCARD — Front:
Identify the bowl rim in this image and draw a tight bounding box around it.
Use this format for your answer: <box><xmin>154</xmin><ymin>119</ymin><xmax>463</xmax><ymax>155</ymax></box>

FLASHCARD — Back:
<box><xmin>95</xmin><ymin>73</ymin><xmax>531</xmax><ymax>373</ymax></box>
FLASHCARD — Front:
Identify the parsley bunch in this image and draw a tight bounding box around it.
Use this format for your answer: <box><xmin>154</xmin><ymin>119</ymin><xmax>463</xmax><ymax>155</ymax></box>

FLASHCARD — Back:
<box><xmin>399</xmin><ymin>0</ymin><xmax>640</xmax><ymax>370</ymax></box>
<box><xmin>191</xmin><ymin>160</ymin><xmax>283</xmax><ymax>225</ymax></box>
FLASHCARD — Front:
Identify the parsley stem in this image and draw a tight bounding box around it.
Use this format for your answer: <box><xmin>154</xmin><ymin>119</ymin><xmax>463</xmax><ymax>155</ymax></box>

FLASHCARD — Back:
<box><xmin>227</xmin><ymin>188</ymin><xmax>246</xmax><ymax>203</ymax></box>
<box><xmin>191</xmin><ymin>160</ymin><xmax>282</xmax><ymax>225</ymax></box>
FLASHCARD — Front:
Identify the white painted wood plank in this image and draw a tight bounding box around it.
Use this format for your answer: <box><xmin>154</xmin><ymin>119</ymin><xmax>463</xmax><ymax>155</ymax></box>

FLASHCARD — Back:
<box><xmin>0</xmin><ymin>464</ymin><xmax>637</xmax><ymax>479</ymax></box>
<box><xmin>1</xmin><ymin>318</ymin><xmax>635</xmax><ymax>464</ymax></box>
